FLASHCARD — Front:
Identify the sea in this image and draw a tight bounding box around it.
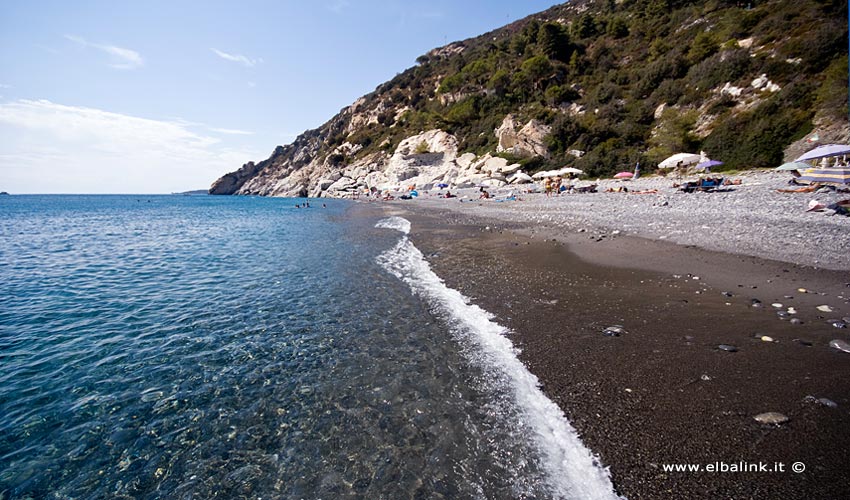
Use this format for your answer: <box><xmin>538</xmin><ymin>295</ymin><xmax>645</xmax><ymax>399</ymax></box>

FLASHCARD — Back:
<box><xmin>0</xmin><ymin>195</ymin><xmax>619</xmax><ymax>500</ymax></box>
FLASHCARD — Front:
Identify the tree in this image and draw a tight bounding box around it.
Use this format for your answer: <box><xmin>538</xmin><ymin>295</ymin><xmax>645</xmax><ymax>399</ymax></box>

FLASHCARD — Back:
<box><xmin>488</xmin><ymin>69</ymin><xmax>511</xmax><ymax>97</ymax></box>
<box><xmin>572</xmin><ymin>14</ymin><xmax>597</xmax><ymax>39</ymax></box>
<box><xmin>607</xmin><ymin>16</ymin><xmax>629</xmax><ymax>38</ymax></box>
<box><xmin>537</xmin><ymin>22</ymin><xmax>572</xmax><ymax>62</ymax></box>
<box><xmin>521</xmin><ymin>55</ymin><xmax>553</xmax><ymax>90</ymax></box>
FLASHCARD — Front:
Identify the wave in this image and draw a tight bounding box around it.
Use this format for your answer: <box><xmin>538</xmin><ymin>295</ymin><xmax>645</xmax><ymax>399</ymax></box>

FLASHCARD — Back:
<box><xmin>376</xmin><ymin>217</ymin><xmax>622</xmax><ymax>500</ymax></box>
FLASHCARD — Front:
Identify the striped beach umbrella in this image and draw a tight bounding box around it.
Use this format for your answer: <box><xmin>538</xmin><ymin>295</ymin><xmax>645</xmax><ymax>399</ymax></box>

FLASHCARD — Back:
<box><xmin>799</xmin><ymin>167</ymin><xmax>850</xmax><ymax>185</ymax></box>
<box><xmin>795</xmin><ymin>144</ymin><xmax>850</xmax><ymax>162</ymax></box>
<box><xmin>775</xmin><ymin>161</ymin><xmax>810</xmax><ymax>171</ymax></box>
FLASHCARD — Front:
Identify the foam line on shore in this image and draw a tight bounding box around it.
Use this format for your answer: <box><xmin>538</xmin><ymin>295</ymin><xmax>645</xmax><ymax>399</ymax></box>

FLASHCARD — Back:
<box><xmin>376</xmin><ymin>216</ymin><xmax>622</xmax><ymax>500</ymax></box>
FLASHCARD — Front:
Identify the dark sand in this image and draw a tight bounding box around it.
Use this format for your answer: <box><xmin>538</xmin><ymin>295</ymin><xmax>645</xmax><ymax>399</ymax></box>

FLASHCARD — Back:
<box><xmin>390</xmin><ymin>205</ymin><xmax>850</xmax><ymax>500</ymax></box>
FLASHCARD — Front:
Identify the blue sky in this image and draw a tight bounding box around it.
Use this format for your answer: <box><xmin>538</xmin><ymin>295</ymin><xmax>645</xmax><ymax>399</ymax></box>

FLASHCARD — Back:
<box><xmin>0</xmin><ymin>0</ymin><xmax>559</xmax><ymax>193</ymax></box>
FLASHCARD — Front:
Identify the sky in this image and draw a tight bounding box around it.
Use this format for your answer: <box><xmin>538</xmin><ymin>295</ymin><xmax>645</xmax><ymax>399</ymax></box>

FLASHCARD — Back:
<box><xmin>0</xmin><ymin>0</ymin><xmax>559</xmax><ymax>194</ymax></box>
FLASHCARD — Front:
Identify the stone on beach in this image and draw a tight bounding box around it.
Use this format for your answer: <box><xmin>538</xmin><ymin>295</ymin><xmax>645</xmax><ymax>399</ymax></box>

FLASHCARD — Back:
<box><xmin>717</xmin><ymin>344</ymin><xmax>738</xmax><ymax>352</ymax></box>
<box><xmin>828</xmin><ymin>339</ymin><xmax>850</xmax><ymax>353</ymax></box>
<box><xmin>817</xmin><ymin>305</ymin><xmax>833</xmax><ymax>312</ymax></box>
<box><xmin>602</xmin><ymin>325</ymin><xmax>626</xmax><ymax>336</ymax></box>
<box><xmin>753</xmin><ymin>412</ymin><xmax>789</xmax><ymax>425</ymax></box>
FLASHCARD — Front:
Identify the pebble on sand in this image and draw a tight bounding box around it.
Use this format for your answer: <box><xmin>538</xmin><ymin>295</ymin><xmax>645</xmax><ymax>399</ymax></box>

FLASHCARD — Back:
<box><xmin>603</xmin><ymin>325</ymin><xmax>626</xmax><ymax>337</ymax></box>
<box><xmin>817</xmin><ymin>305</ymin><xmax>833</xmax><ymax>312</ymax></box>
<box><xmin>760</xmin><ymin>336</ymin><xmax>774</xmax><ymax>342</ymax></box>
<box><xmin>717</xmin><ymin>344</ymin><xmax>738</xmax><ymax>352</ymax></box>
<box><xmin>754</xmin><ymin>412</ymin><xmax>789</xmax><ymax>425</ymax></box>
<box><xmin>804</xmin><ymin>395</ymin><xmax>839</xmax><ymax>408</ymax></box>
<box><xmin>829</xmin><ymin>339</ymin><xmax>850</xmax><ymax>353</ymax></box>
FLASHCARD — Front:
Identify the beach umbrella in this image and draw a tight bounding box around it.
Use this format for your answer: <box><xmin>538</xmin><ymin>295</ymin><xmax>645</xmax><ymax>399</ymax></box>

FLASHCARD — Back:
<box><xmin>795</xmin><ymin>144</ymin><xmax>850</xmax><ymax>162</ymax></box>
<box><xmin>695</xmin><ymin>160</ymin><xmax>723</xmax><ymax>170</ymax></box>
<box><xmin>775</xmin><ymin>161</ymin><xmax>810</xmax><ymax>171</ymax></box>
<box><xmin>532</xmin><ymin>170</ymin><xmax>561</xmax><ymax>178</ymax></box>
<box><xmin>798</xmin><ymin>167</ymin><xmax>850</xmax><ymax>185</ymax></box>
<box><xmin>614</xmin><ymin>171</ymin><xmax>633</xmax><ymax>179</ymax></box>
<box><xmin>556</xmin><ymin>167</ymin><xmax>584</xmax><ymax>175</ymax></box>
<box><xmin>658</xmin><ymin>153</ymin><xmax>701</xmax><ymax>169</ymax></box>
<box><xmin>436</xmin><ymin>183</ymin><xmax>449</xmax><ymax>188</ymax></box>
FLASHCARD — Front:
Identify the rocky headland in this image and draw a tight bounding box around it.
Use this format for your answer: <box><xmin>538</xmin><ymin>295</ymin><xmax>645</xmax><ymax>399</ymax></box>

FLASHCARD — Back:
<box><xmin>210</xmin><ymin>0</ymin><xmax>848</xmax><ymax>202</ymax></box>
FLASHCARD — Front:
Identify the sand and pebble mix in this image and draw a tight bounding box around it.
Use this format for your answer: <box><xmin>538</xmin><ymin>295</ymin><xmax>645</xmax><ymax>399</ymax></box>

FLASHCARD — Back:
<box><xmin>407</xmin><ymin>170</ymin><xmax>850</xmax><ymax>271</ymax></box>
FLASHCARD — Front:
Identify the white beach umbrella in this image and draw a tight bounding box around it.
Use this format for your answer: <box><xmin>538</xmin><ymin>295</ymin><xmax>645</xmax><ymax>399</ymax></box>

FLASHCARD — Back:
<box><xmin>531</xmin><ymin>171</ymin><xmax>550</xmax><ymax>179</ymax></box>
<box><xmin>555</xmin><ymin>167</ymin><xmax>584</xmax><ymax>175</ymax></box>
<box><xmin>658</xmin><ymin>153</ymin><xmax>702</xmax><ymax>169</ymax></box>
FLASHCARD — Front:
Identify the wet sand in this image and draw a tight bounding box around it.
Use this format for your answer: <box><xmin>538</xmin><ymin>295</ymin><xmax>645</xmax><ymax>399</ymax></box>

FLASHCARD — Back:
<box><xmin>390</xmin><ymin>205</ymin><xmax>850</xmax><ymax>500</ymax></box>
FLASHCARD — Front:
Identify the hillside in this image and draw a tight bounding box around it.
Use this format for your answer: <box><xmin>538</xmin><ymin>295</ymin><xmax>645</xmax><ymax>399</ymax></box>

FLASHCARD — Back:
<box><xmin>210</xmin><ymin>0</ymin><xmax>849</xmax><ymax>197</ymax></box>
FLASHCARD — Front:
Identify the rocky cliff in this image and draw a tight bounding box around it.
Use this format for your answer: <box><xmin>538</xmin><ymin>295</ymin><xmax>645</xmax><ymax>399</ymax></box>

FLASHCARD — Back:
<box><xmin>211</xmin><ymin>0</ymin><xmax>849</xmax><ymax>197</ymax></box>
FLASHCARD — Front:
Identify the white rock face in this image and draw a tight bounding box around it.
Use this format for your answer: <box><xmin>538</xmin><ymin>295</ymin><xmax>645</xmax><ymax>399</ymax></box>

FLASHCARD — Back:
<box><xmin>495</xmin><ymin>115</ymin><xmax>552</xmax><ymax>158</ymax></box>
<box><xmin>719</xmin><ymin>82</ymin><xmax>744</xmax><ymax>97</ymax></box>
<box><xmin>751</xmin><ymin>74</ymin><xmax>780</xmax><ymax>92</ymax></box>
<box><xmin>366</xmin><ymin>129</ymin><xmax>463</xmax><ymax>191</ymax></box>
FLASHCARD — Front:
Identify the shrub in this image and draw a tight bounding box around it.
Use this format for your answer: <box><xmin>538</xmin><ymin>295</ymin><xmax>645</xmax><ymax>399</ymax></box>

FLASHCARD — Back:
<box><xmin>815</xmin><ymin>55</ymin><xmax>849</xmax><ymax>121</ymax></box>
<box><xmin>688</xmin><ymin>31</ymin><xmax>720</xmax><ymax>64</ymax></box>
<box><xmin>702</xmin><ymin>82</ymin><xmax>815</xmax><ymax>168</ymax></box>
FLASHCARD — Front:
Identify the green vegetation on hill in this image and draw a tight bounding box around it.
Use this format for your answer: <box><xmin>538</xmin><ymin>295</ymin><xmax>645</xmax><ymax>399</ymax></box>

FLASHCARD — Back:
<box><xmin>310</xmin><ymin>0</ymin><xmax>848</xmax><ymax>178</ymax></box>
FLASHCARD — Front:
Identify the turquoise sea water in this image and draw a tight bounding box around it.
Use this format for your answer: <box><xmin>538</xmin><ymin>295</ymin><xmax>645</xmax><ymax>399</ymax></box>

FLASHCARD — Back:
<box><xmin>0</xmin><ymin>195</ymin><xmax>618</xmax><ymax>499</ymax></box>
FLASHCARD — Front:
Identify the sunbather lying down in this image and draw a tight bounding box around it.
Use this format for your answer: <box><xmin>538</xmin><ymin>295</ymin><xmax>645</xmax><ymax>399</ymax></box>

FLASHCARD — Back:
<box><xmin>777</xmin><ymin>186</ymin><xmax>818</xmax><ymax>193</ymax></box>
<box><xmin>807</xmin><ymin>199</ymin><xmax>850</xmax><ymax>215</ymax></box>
<box><xmin>630</xmin><ymin>189</ymin><xmax>659</xmax><ymax>194</ymax></box>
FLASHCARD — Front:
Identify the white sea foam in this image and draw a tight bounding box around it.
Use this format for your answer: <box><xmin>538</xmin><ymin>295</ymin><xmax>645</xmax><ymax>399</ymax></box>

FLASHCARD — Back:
<box><xmin>374</xmin><ymin>215</ymin><xmax>410</xmax><ymax>235</ymax></box>
<box><xmin>376</xmin><ymin>217</ymin><xmax>623</xmax><ymax>500</ymax></box>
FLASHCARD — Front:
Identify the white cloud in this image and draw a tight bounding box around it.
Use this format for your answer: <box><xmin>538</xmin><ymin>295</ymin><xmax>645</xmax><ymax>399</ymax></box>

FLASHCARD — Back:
<box><xmin>211</xmin><ymin>48</ymin><xmax>262</xmax><ymax>68</ymax></box>
<box><xmin>0</xmin><ymin>99</ymin><xmax>260</xmax><ymax>193</ymax></box>
<box><xmin>209</xmin><ymin>127</ymin><xmax>254</xmax><ymax>135</ymax></box>
<box><xmin>65</xmin><ymin>34</ymin><xmax>144</xmax><ymax>70</ymax></box>
<box><xmin>328</xmin><ymin>0</ymin><xmax>350</xmax><ymax>14</ymax></box>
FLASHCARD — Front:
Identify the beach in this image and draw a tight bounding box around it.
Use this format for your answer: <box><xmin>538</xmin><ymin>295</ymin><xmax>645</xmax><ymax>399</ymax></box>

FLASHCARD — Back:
<box><xmin>383</xmin><ymin>170</ymin><xmax>850</xmax><ymax>499</ymax></box>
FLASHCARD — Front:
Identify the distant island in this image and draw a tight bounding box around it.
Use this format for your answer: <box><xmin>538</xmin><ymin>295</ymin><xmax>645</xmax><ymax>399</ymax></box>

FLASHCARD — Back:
<box><xmin>0</xmin><ymin>191</ymin><xmax>9</xmax><ymax>195</ymax></box>
<box><xmin>173</xmin><ymin>189</ymin><xmax>209</xmax><ymax>195</ymax></box>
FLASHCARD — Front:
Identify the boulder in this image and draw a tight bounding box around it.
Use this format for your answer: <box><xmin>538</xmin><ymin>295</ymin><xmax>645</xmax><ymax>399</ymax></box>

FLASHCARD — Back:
<box><xmin>500</xmin><ymin>163</ymin><xmax>522</xmax><ymax>175</ymax></box>
<box><xmin>456</xmin><ymin>152</ymin><xmax>477</xmax><ymax>169</ymax></box>
<box><xmin>495</xmin><ymin>115</ymin><xmax>552</xmax><ymax>158</ymax></box>
<box><xmin>481</xmin><ymin>156</ymin><xmax>509</xmax><ymax>174</ymax></box>
<box><xmin>328</xmin><ymin>177</ymin><xmax>357</xmax><ymax>192</ymax></box>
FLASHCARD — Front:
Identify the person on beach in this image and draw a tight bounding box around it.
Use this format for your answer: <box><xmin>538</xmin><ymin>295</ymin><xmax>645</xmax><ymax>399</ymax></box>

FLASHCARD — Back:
<box><xmin>634</xmin><ymin>162</ymin><xmax>641</xmax><ymax>179</ymax></box>
<box><xmin>479</xmin><ymin>189</ymin><xmax>490</xmax><ymax>199</ymax></box>
<box><xmin>544</xmin><ymin>178</ymin><xmax>553</xmax><ymax>197</ymax></box>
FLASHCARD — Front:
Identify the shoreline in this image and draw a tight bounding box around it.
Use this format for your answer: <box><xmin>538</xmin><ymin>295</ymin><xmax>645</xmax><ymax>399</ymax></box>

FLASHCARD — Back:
<box><xmin>379</xmin><ymin>199</ymin><xmax>850</xmax><ymax>499</ymax></box>
<box><xmin>396</xmin><ymin>169</ymin><xmax>850</xmax><ymax>272</ymax></box>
